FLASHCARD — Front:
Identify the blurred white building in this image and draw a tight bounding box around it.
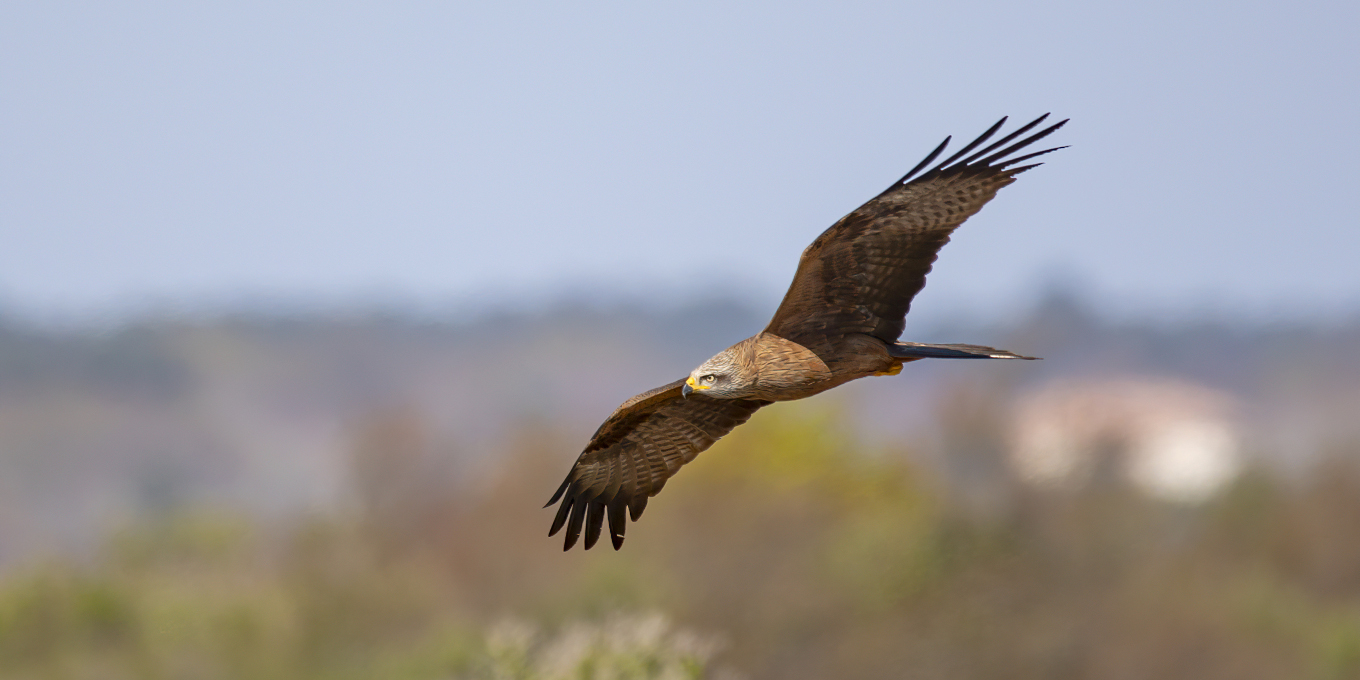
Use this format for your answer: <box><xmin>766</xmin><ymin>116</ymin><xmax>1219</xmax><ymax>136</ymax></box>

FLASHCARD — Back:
<box><xmin>1008</xmin><ymin>377</ymin><xmax>1243</xmax><ymax>503</ymax></box>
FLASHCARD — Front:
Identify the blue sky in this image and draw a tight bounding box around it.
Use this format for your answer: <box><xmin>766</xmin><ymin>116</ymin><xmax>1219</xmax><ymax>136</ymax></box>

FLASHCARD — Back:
<box><xmin>3</xmin><ymin>1</ymin><xmax>1358</xmax><ymax>324</ymax></box>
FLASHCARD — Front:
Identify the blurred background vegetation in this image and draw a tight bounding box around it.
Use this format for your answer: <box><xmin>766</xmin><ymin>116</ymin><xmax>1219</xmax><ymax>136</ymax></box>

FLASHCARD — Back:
<box><xmin>1</xmin><ymin>294</ymin><xmax>1359</xmax><ymax>679</ymax></box>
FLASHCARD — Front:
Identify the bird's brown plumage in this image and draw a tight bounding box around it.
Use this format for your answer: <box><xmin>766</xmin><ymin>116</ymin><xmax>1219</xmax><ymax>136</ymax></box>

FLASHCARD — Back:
<box><xmin>548</xmin><ymin>115</ymin><xmax>1067</xmax><ymax>550</ymax></box>
<box><xmin>546</xmin><ymin>380</ymin><xmax>769</xmax><ymax>550</ymax></box>
<box><xmin>764</xmin><ymin>113</ymin><xmax>1066</xmax><ymax>358</ymax></box>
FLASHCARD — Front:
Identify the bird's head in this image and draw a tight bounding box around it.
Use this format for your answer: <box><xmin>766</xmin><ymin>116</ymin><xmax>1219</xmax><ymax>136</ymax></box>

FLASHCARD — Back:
<box><xmin>682</xmin><ymin>348</ymin><xmax>751</xmax><ymax>399</ymax></box>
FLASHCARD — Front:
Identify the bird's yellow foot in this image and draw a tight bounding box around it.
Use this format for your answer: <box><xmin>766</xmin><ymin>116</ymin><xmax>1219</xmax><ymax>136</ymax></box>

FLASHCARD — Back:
<box><xmin>875</xmin><ymin>361</ymin><xmax>903</xmax><ymax>376</ymax></box>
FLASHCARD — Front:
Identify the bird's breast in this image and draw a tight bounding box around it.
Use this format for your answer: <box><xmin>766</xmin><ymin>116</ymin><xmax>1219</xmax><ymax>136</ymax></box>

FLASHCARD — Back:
<box><xmin>748</xmin><ymin>333</ymin><xmax>837</xmax><ymax>401</ymax></box>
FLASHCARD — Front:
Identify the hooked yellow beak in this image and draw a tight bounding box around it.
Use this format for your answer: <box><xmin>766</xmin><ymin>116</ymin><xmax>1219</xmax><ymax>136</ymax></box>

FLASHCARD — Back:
<box><xmin>682</xmin><ymin>376</ymin><xmax>711</xmax><ymax>398</ymax></box>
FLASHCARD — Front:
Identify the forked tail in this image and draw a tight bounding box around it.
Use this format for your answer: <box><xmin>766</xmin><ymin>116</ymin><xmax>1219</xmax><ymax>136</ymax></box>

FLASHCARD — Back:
<box><xmin>890</xmin><ymin>342</ymin><xmax>1037</xmax><ymax>360</ymax></box>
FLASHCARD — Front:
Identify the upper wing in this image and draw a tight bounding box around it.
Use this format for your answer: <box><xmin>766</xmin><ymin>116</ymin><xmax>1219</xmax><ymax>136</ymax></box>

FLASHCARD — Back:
<box><xmin>546</xmin><ymin>379</ymin><xmax>769</xmax><ymax>551</ymax></box>
<box><xmin>764</xmin><ymin>115</ymin><xmax>1067</xmax><ymax>353</ymax></box>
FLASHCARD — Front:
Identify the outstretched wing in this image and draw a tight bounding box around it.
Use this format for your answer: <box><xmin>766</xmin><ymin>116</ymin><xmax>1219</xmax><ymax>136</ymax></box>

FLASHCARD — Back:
<box><xmin>546</xmin><ymin>379</ymin><xmax>769</xmax><ymax>551</ymax></box>
<box><xmin>764</xmin><ymin>114</ymin><xmax>1068</xmax><ymax>353</ymax></box>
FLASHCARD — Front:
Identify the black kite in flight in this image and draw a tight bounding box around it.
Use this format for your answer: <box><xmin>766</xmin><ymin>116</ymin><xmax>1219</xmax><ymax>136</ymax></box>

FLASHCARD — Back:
<box><xmin>547</xmin><ymin>115</ymin><xmax>1067</xmax><ymax>550</ymax></box>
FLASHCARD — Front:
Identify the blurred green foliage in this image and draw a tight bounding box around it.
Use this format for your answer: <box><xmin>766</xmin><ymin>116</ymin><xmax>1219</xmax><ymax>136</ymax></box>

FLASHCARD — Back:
<box><xmin>2</xmin><ymin>402</ymin><xmax>1360</xmax><ymax>679</ymax></box>
<box><xmin>0</xmin><ymin>517</ymin><xmax>711</xmax><ymax>680</ymax></box>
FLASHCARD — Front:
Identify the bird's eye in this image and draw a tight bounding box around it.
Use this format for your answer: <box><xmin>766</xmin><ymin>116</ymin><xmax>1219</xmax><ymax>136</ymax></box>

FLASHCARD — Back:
<box><xmin>701</xmin><ymin>374</ymin><xmax>716</xmax><ymax>384</ymax></box>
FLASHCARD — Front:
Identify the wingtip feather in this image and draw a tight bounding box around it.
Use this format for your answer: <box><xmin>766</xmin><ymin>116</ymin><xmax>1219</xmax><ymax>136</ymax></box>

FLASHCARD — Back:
<box><xmin>562</xmin><ymin>497</ymin><xmax>586</xmax><ymax>550</ymax></box>
<box><xmin>954</xmin><ymin>114</ymin><xmax>1043</xmax><ymax>165</ymax></box>
<box><xmin>890</xmin><ymin>135</ymin><xmax>951</xmax><ymax>189</ymax></box>
<box><xmin>544</xmin><ymin>478</ymin><xmax>569</xmax><ymax>508</ymax></box>
<box><xmin>935</xmin><ymin>115</ymin><xmax>1008</xmax><ymax>170</ymax></box>
<box><xmin>607</xmin><ymin>500</ymin><xmax>626</xmax><ymax>550</ymax></box>
<box><xmin>997</xmin><ymin>145</ymin><xmax>1069</xmax><ymax>171</ymax></box>
<box><xmin>548</xmin><ymin>495</ymin><xmax>572</xmax><ymax>537</ymax></box>
<box><xmin>583</xmin><ymin>501</ymin><xmax>604</xmax><ymax>550</ymax></box>
<box><xmin>976</xmin><ymin>118</ymin><xmax>1068</xmax><ymax>168</ymax></box>
<box><xmin>628</xmin><ymin>494</ymin><xmax>648</xmax><ymax>522</ymax></box>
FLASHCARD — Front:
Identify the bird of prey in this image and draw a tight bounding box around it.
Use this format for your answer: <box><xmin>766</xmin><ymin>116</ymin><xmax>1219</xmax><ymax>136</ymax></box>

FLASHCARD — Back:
<box><xmin>547</xmin><ymin>114</ymin><xmax>1067</xmax><ymax>551</ymax></box>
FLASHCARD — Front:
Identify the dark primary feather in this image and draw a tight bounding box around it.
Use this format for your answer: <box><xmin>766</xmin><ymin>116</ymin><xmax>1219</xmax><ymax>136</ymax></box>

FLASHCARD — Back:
<box><xmin>959</xmin><ymin>113</ymin><xmax>1053</xmax><ymax>166</ymax></box>
<box><xmin>546</xmin><ymin>379</ymin><xmax>768</xmax><ymax>550</ymax></box>
<box><xmin>932</xmin><ymin>116</ymin><xmax>1010</xmax><ymax>173</ymax></box>
<box><xmin>764</xmin><ymin>115</ymin><xmax>1068</xmax><ymax>354</ymax></box>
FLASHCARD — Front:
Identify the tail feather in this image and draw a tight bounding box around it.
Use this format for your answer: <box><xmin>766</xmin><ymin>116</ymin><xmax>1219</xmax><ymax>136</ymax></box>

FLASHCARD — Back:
<box><xmin>890</xmin><ymin>342</ymin><xmax>1037</xmax><ymax>360</ymax></box>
